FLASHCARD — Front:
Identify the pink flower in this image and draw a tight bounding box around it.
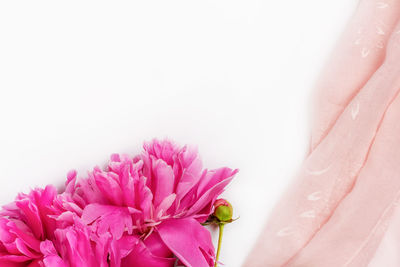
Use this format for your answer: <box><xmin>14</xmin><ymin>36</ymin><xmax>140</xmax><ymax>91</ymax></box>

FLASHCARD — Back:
<box><xmin>0</xmin><ymin>139</ymin><xmax>237</xmax><ymax>267</ymax></box>
<box><xmin>0</xmin><ymin>186</ymin><xmax>58</xmax><ymax>266</ymax></box>
<box><xmin>44</xmin><ymin>214</ymin><xmax>112</xmax><ymax>267</ymax></box>
<box><xmin>0</xmin><ymin>185</ymin><xmax>117</xmax><ymax>267</ymax></box>
<box><xmin>67</xmin><ymin>139</ymin><xmax>238</xmax><ymax>266</ymax></box>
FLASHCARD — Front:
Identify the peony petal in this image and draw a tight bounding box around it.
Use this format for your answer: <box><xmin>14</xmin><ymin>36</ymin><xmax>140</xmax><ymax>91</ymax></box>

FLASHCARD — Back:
<box><xmin>0</xmin><ymin>260</ymin><xmax>26</xmax><ymax>267</ymax></box>
<box><xmin>121</xmin><ymin>237</ymin><xmax>175</xmax><ymax>267</ymax></box>
<box><xmin>174</xmin><ymin>146</ymin><xmax>203</xmax><ymax>202</ymax></box>
<box><xmin>41</xmin><ymin>240</ymin><xmax>67</xmax><ymax>267</ymax></box>
<box><xmin>157</xmin><ymin>218</ymin><xmax>215</xmax><ymax>267</ymax></box>
<box><xmin>152</xmin><ymin>160</ymin><xmax>175</xmax><ymax>208</ymax></box>
<box><xmin>54</xmin><ymin>219</ymin><xmax>109</xmax><ymax>267</ymax></box>
<box><xmin>77</xmin><ymin>173</ymin><xmax>106</xmax><ymax>204</ymax></box>
<box><xmin>65</xmin><ymin>170</ymin><xmax>77</xmax><ymax>194</ymax></box>
<box><xmin>119</xmin><ymin>161</ymin><xmax>135</xmax><ymax>207</ymax></box>
<box><xmin>196</xmin><ymin>168</ymin><xmax>237</xmax><ymax>196</ymax></box>
<box><xmin>39</xmin><ymin>240</ymin><xmax>57</xmax><ymax>256</ymax></box>
<box><xmin>14</xmin><ymin>199</ymin><xmax>42</xmax><ymax>239</ymax></box>
<box><xmin>42</xmin><ymin>255</ymin><xmax>67</xmax><ymax>267</ymax></box>
<box><xmin>32</xmin><ymin>186</ymin><xmax>58</xmax><ymax>239</ymax></box>
<box><xmin>0</xmin><ymin>254</ymin><xmax>31</xmax><ymax>262</ymax></box>
<box><xmin>143</xmin><ymin>232</ymin><xmax>173</xmax><ymax>259</ymax></box>
<box><xmin>144</xmin><ymin>139</ymin><xmax>179</xmax><ymax>166</ymax></box>
<box><xmin>94</xmin><ymin>172</ymin><xmax>124</xmax><ymax>206</ymax></box>
<box><xmin>14</xmin><ymin>238</ymin><xmax>40</xmax><ymax>259</ymax></box>
<box><xmin>184</xmin><ymin>170</ymin><xmax>237</xmax><ymax>221</ymax></box>
<box><xmin>134</xmin><ymin>177</ymin><xmax>153</xmax><ymax>221</ymax></box>
<box><xmin>81</xmin><ymin>204</ymin><xmax>133</xmax><ymax>240</ymax></box>
<box><xmin>155</xmin><ymin>194</ymin><xmax>176</xmax><ymax>219</ymax></box>
<box><xmin>3</xmin><ymin>221</ymin><xmax>40</xmax><ymax>252</ymax></box>
<box><xmin>108</xmin><ymin>235</ymin><xmax>138</xmax><ymax>267</ymax></box>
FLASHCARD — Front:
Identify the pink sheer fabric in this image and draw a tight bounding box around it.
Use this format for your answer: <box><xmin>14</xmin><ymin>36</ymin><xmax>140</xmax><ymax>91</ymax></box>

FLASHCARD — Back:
<box><xmin>245</xmin><ymin>1</ymin><xmax>400</xmax><ymax>266</ymax></box>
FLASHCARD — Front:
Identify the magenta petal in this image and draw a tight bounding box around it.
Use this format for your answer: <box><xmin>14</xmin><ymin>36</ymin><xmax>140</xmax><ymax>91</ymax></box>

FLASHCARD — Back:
<box><xmin>174</xmin><ymin>146</ymin><xmax>203</xmax><ymax>199</ymax></box>
<box><xmin>157</xmin><ymin>218</ymin><xmax>215</xmax><ymax>267</ymax></box>
<box><xmin>186</xmin><ymin>172</ymin><xmax>236</xmax><ymax>221</ymax></box>
<box><xmin>39</xmin><ymin>240</ymin><xmax>56</xmax><ymax>256</ymax></box>
<box><xmin>14</xmin><ymin>199</ymin><xmax>42</xmax><ymax>239</ymax></box>
<box><xmin>143</xmin><ymin>139</ymin><xmax>179</xmax><ymax>166</ymax></box>
<box><xmin>143</xmin><ymin>232</ymin><xmax>173</xmax><ymax>259</ymax></box>
<box><xmin>41</xmin><ymin>241</ymin><xmax>67</xmax><ymax>267</ymax></box>
<box><xmin>0</xmin><ymin>254</ymin><xmax>31</xmax><ymax>262</ymax></box>
<box><xmin>108</xmin><ymin>235</ymin><xmax>138</xmax><ymax>267</ymax></box>
<box><xmin>81</xmin><ymin>204</ymin><xmax>133</xmax><ymax>239</ymax></box>
<box><xmin>42</xmin><ymin>255</ymin><xmax>67</xmax><ymax>267</ymax></box>
<box><xmin>152</xmin><ymin>160</ymin><xmax>174</xmax><ymax>208</ymax></box>
<box><xmin>0</xmin><ymin>260</ymin><xmax>25</xmax><ymax>267</ymax></box>
<box><xmin>155</xmin><ymin>194</ymin><xmax>176</xmax><ymax>219</ymax></box>
<box><xmin>3</xmin><ymin>220</ymin><xmax>41</xmax><ymax>252</ymax></box>
<box><xmin>134</xmin><ymin>177</ymin><xmax>153</xmax><ymax>220</ymax></box>
<box><xmin>53</xmin><ymin>218</ymin><xmax>110</xmax><ymax>267</ymax></box>
<box><xmin>65</xmin><ymin>170</ymin><xmax>77</xmax><ymax>194</ymax></box>
<box><xmin>14</xmin><ymin>239</ymin><xmax>40</xmax><ymax>259</ymax></box>
<box><xmin>122</xmin><ymin>246</ymin><xmax>175</xmax><ymax>267</ymax></box>
<box><xmin>94</xmin><ymin>172</ymin><xmax>124</xmax><ymax>206</ymax></box>
<box><xmin>196</xmin><ymin>168</ymin><xmax>237</xmax><ymax>196</ymax></box>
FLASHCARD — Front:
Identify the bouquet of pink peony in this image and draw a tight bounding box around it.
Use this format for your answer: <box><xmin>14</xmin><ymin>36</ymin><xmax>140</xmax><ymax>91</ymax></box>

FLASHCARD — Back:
<box><xmin>0</xmin><ymin>139</ymin><xmax>238</xmax><ymax>267</ymax></box>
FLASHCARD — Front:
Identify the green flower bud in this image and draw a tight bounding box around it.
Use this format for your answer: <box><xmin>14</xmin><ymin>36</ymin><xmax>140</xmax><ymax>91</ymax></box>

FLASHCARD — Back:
<box><xmin>213</xmin><ymin>199</ymin><xmax>233</xmax><ymax>222</ymax></box>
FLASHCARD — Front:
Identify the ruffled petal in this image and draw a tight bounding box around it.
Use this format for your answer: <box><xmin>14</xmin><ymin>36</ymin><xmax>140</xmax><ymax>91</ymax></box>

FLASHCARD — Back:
<box><xmin>81</xmin><ymin>204</ymin><xmax>133</xmax><ymax>240</ymax></box>
<box><xmin>157</xmin><ymin>218</ymin><xmax>215</xmax><ymax>267</ymax></box>
<box><xmin>121</xmin><ymin>238</ymin><xmax>175</xmax><ymax>267</ymax></box>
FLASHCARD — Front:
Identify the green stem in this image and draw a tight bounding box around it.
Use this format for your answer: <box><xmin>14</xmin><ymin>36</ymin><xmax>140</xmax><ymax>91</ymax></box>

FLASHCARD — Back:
<box><xmin>214</xmin><ymin>223</ymin><xmax>224</xmax><ymax>267</ymax></box>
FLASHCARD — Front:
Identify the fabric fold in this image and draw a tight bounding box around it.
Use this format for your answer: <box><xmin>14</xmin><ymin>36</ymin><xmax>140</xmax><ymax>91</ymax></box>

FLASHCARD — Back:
<box><xmin>311</xmin><ymin>0</ymin><xmax>400</xmax><ymax>150</ymax></box>
<box><xmin>288</xmin><ymin>65</ymin><xmax>400</xmax><ymax>266</ymax></box>
<box><xmin>245</xmin><ymin>1</ymin><xmax>400</xmax><ymax>266</ymax></box>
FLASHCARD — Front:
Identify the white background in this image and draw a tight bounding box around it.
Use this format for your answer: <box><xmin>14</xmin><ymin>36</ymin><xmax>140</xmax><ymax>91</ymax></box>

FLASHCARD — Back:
<box><xmin>0</xmin><ymin>1</ymin><xmax>357</xmax><ymax>266</ymax></box>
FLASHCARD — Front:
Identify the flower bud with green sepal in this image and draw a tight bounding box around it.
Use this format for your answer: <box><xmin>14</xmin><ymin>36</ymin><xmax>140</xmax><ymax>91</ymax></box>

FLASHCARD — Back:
<box><xmin>214</xmin><ymin>199</ymin><xmax>233</xmax><ymax>223</ymax></box>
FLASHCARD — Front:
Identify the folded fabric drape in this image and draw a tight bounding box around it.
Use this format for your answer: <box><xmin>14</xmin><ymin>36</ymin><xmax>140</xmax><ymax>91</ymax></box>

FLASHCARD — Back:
<box><xmin>245</xmin><ymin>1</ymin><xmax>400</xmax><ymax>266</ymax></box>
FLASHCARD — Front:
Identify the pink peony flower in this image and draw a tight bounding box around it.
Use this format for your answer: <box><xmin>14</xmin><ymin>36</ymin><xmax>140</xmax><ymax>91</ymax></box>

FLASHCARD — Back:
<box><xmin>67</xmin><ymin>139</ymin><xmax>238</xmax><ymax>266</ymax></box>
<box><xmin>0</xmin><ymin>139</ymin><xmax>237</xmax><ymax>267</ymax></box>
<box><xmin>43</xmin><ymin>213</ymin><xmax>112</xmax><ymax>267</ymax></box>
<box><xmin>0</xmin><ymin>186</ymin><xmax>110</xmax><ymax>267</ymax></box>
<box><xmin>0</xmin><ymin>186</ymin><xmax>59</xmax><ymax>266</ymax></box>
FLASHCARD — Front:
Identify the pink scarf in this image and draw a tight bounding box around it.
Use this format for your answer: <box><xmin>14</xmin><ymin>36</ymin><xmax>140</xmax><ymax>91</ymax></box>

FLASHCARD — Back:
<box><xmin>245</xmin><ymin>1</ymin><xmax>400</xmax><ymax>266</ymax></box>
